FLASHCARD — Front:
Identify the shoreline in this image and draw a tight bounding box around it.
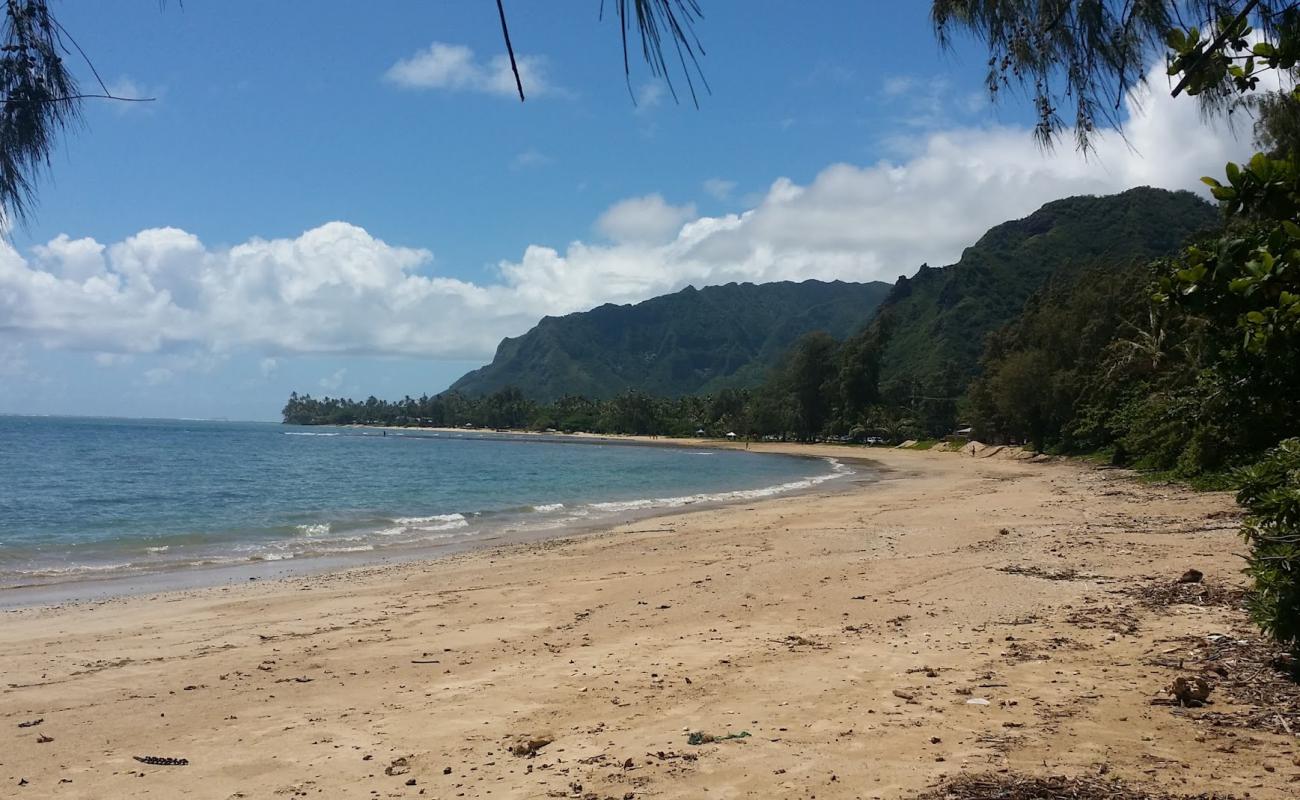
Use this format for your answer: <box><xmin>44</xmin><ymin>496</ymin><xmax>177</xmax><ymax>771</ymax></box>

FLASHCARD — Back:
<box><xmin>0</xmin><ymin>437</ymin><xmax>878</xmax><ymax>609</ymax></box>
<box><xmin>2</xmin><ymin>445</ymin><xmax>1291</xmax><ymax>799</ymax></box>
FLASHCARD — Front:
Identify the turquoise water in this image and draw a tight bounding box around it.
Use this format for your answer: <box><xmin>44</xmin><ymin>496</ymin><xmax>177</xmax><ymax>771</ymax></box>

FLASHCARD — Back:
<box><xmin>0</xmin><ymin>416</ymin><xmax>851</xmax><ymax>588</ymax></box>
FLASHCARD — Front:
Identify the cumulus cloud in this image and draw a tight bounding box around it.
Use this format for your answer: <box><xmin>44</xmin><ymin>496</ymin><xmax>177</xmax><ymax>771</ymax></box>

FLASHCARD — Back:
<box><xmin>0</xmin><ymin>63</ymin><xmax>1251</xmax><ymax>367</ymax></box>
<box><xmin>384</xmin><ymin>42</ymin><xmax>551</xmax><ymax>97</ymax></box>
<box><xmin>594</xmin><ymin>194</ymin><xmax>697</xmax><ymax>244</ymax></box>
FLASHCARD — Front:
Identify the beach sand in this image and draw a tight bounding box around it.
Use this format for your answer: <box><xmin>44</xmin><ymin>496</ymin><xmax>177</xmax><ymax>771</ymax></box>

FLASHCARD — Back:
<box><xmin>1</xmin><ymin>443</ymin><xmax>1294</xmax><ymax>798</ymax></box>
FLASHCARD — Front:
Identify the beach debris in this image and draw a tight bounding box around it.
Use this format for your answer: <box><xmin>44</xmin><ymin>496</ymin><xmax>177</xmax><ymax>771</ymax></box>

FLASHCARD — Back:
<box><xmin>507</xmin><ymin>734</ymin><xmax>554</xmax><ymax>757</ymax></box>
<box><xmin>405</xmin><ymin>778</ymin><xmax>416</xmax><ymax>786</ymax></box>
<box><xmin>1178</xmin><ymin>568</ymin><xmax>1205</xmax><ymax>584</ymax></box>
<box><xmin>1147</xmin><ymin>631</ymin><xmax>1300</xmax><ymax>734</ymax></box>
<box><xmin>443</xmin><ymin>766</ymin><xmax>452</xmax><ymax>775</ymax></box>
<box><xmin>998</xmin><ymin>564</ymin><xmax>1090</xmax><ymax>581</ymax></box>
<box><xmin>778</xmin><ymin>634</ymin><xmax>826</xmax><ymax>650</ymax></box>
<box><xmin>384</xmin><ymin>756</ymin><xmax>411</xmax><ymax>776</ymax></box>
<box><xmin>133</xmin><ymin>756</ymin><xmax>189</xmax><ymax>766</ymax></box>
<box><xmin>1124</xmin><ymin>576</ymin><xmax>1246</xmax><ymax>611</ymax></box>
<box><xmin>36</xmin><ymin>734</ymin><xmax>53</xmax><ymax>744</ymax></box>
<box><xmin>648</xmin><ymin>750</ymin><xmax>698</xmax><ymax>762</ymax></box>
<box><xmin>914</xmin><ymin>771</ymin><xmax>1237</xmax><ymax>799</ymax></box>
<box><xmin>966</xmin><ymin>698</ymin><xmax>991</xmax><ymax>706</ymax></box>
<box><xmin>17</xmin><ymin>778</ymin><xmax>27</xmax><ymax>786</ymax></box>
<box><xmin>1168</xmin><ymin>676</ymin><xmax>1213</xmax><ymax>706</ymax></box>
<box><xmin>893</xmin><ymin>689</ymin><xmax>917</xmax><ymax>702</ymax></box>
<box><xmin>17</xmin><ymin>718</ymin><xmax>42</xmax><ymax>728</ymax></box>
<box><xmin>687</xmin><ymin>730</ymin><xmax>749</xmax><ymax>746</ymax></box>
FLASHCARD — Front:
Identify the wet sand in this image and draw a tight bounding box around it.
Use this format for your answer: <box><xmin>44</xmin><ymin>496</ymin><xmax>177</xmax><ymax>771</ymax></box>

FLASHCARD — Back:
<box><xmin>1</xmin><ymin>444</ymin><xmax>1293</xmax><ymax>798</ymax></box>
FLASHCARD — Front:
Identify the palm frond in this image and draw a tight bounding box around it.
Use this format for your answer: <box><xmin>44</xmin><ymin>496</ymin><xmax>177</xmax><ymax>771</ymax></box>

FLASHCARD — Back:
<box><xmin>603</xmin><ymin>0</ymin><xmax>709</xmax><ymax>107</ymax></box>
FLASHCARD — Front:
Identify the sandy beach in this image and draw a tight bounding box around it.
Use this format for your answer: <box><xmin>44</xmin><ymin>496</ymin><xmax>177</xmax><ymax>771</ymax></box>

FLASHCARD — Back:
<box><xmin>1</xmin><ymin>443</ymin><xmax>1295</xmax><ymax>799</ymax></box>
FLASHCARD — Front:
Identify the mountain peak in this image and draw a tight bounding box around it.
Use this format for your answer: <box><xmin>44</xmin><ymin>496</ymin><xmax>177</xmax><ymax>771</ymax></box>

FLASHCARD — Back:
<box><xmin>449</xmin><ymin>279</ymin><xmax>892</xmax><ymax>402</ymax></box>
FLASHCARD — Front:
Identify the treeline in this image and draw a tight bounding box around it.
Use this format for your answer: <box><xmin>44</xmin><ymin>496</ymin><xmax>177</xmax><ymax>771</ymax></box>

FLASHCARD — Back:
<box><xmin>284</xmin><ymin>104</ymin><xmax>1300</xmax><ymax>655</ymax></box>
<box><xmin>965</xmin><ymin>176</ymin><xmax>1298</xmax><ymax>482</ymax></box>
<box><xmin>967</xmin><ymin>105</ymin><xmax>1300</xmax><ymax>654</ymax></box>
<box><xmin>280</xmin><ymin>376</ymin><xmax>925</xmax><ymax>443</ymax></box>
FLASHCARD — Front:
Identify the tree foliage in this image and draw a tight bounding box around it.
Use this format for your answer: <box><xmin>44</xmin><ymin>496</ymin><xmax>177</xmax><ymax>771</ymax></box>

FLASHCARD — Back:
<box><xmin>1</xmin><ymin>0</ymin><xmax>81</xmax><ymax>226</ymax></box>
<box><xmin>450</xmin><ymin>280</ymin><xmax>891</xmax><ymax>403</ymax></box>
<box><xmin>1236</xmin><ymin>438</ymin><xmax>1300</xmax><ymax>652</ymax></box>
<box><xmin>933</xmin><ymin>1</ymin><xmax>1300</xmax><ymax>150</ymax></box>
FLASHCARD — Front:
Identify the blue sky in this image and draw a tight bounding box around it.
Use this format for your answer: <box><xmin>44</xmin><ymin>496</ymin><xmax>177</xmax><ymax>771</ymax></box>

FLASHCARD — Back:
<box><xmin>0</xmin><ymin>2</ymin><xmax>1252</xmax><ymax>420</ymax></box>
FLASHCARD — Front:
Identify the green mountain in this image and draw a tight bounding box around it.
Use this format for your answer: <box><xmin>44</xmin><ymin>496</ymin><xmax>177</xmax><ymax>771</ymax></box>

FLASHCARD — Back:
<box><xmin>856</xmin><ymin>186</ymin><xmax>1220</xmax><ymax>400</ymax></box>
<box><xmin>450</xmin><ymin>280</ymin><xmax>893</xmax><ymax>402</ymax></box>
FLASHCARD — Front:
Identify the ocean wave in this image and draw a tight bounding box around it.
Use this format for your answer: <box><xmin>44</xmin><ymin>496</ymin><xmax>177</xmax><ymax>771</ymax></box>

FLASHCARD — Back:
<box><xmin>313</xmin><ymin>544</ymin><xmax>376</xmax><ymax>554</ymax></box>
<box><xmin>282</xmin><ymin>431</ymin><xmax>340</xmax><ymax>437</ymax></box>
<box><xmin>11</xmin><ymin>562</ymin><xmax>136</xmax><ymax>578</ymax></box>
<box><xmin>587</xmin><ymin>457</ymin><xmax>852</xmax><ymax>514</ymax></box>
<box><xmin>1</xmin><ymin>454</ymin><xmax>854</xmax><ymax>589</ymax></box>
<box><xmin>393</xmin><ymin>513</ymin><xmax>469</xmax><ymax>532</ymax></box>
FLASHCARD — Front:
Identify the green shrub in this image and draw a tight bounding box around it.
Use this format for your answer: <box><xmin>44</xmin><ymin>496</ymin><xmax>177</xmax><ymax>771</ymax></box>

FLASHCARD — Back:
<box><xmin>1237</xmin><ymin>438</ymin><xmax>1300</xmax><ymax>652</ymax></box>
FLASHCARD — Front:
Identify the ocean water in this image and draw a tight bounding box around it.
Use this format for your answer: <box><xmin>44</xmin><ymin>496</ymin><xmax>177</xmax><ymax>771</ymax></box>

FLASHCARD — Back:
<box><xmin>0</xmin><ymin>416</ymin><xmax>853</xmax><ymax>590</ymax></box>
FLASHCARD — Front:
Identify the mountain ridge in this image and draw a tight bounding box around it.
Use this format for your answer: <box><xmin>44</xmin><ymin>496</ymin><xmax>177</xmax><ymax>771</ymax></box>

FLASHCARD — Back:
<box><xmin>450</xmin><ymin>279</ymin><xmax>893</xmax><ymax>402</ymax></box>
<box><xmin>854</xmin><ymin>186</ymin><xmax>1220</xmax><ymax>402</ymax></box>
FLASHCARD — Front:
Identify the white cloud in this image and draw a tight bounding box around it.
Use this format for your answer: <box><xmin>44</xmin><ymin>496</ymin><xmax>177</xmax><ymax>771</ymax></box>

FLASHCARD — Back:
<box><xmin>702</xmin><ymin>178</ymin><xmax>737</xmax><ymax>201</ymax></box>
<box><xmin>512</xmin><ymin>148</ymin><xmax>553</xmax><ymax>169</ymax></box>
<box><xmin>878</xmin><ymin>74</ymin><xmax>977</xmax><ymax>132</ymax></box>
<box><xmin>94</xmin><ymin>352</ymin><xmax>133</xmax><ymax>367</ymax></box>
<box><xmin>0</xmin><ymin>63</ymin><xmax>1251</xmax><ymax>368</ymax></box>
<box><xmin>594</xmin><ymin>194</ymin><xmax>697</xmax><ymax>244</ymax></box>
<box><xmin>95</xmin><ymin>75</ymin><xmax>159</xmax><ymax>115</ymax></box>
<box><xmin>106</xmin><ymin>76</ymin><xmax>149</xmax><ymax>99</ymax></box>
<box><xmin>143</xmin><ymin>367</ymin><xmax>173</xmax><ymax>386</ymax></box>
<box><xmin>384</xmin><ymin>42</ymin><xmax>551</xmax><ymax>97</ymax></box>
<box><xmin>31</xmin><ymin>234</ymin><xmax>106</xmax><ymax>281</ymax></box>
<box><xmin>0</xmin><ymin>340</ymin><xmax>27</xmax><ymax>377</ymax></box>
<box><xmin>320</xmin><ymin>368</ymin><xmax>346</xmax><ymax>392</ymax></box>
<box><xmin>635</xmin><ymin>81</ymin><xmax>665</xmax><ymax>110</ymax></box>
<box><xmin>882</xmin><ymin>75</ymin><xmax>916</xmax><ymax>97</ymax></box>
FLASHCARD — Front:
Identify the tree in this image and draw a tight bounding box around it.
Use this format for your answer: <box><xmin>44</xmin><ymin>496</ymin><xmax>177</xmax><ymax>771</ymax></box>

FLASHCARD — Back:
<box><xmin>778</xmin><ymin>331</ymin><xmax>839</xmax><ymax>441</ymax></box>
<box><xmin>2</xmin><ymin>1</ymin><xmax>83</xmax><ymax>226</ymax></box>
<box><xmin>933</xmin><ymin>1</ymin><xmax>1300</xmax><ymax>150</ymax></box>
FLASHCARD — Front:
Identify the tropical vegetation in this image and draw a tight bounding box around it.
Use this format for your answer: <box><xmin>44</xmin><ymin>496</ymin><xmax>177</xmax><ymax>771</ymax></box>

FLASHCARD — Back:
<box><xmin>449</xmin><ymin>280</ymin><xmax>891</xmax><ymax>403</ymax></box>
